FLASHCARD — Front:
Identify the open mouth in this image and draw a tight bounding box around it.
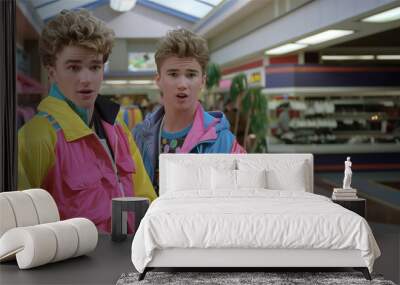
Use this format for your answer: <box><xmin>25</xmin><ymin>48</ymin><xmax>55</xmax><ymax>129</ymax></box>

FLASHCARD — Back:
<box><xmin>78</xmin><ymin>90</ymin><xmax>95</xmax><ymax>99</ymax></box>
<box><xmin>176</xmin><ymin>93</ymin><xmax>188</xmax><ymax>99</ymax></box>
<box><xmin>78</xmin><ymin>90</ymin><xmax>94</xmax><ymax>95</ymax></box>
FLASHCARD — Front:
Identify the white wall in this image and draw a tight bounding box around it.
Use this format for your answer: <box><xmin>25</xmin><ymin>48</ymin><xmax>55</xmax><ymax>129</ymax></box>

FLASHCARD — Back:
<box><xmin>94</xmin><ymin>4</ymin><xmax>193</xmax><ymax>72</ymax></box>
<box><xmin>94</xmin><ymin>4</ymin><xmax>192</xmax><ymax>39</ymax></box>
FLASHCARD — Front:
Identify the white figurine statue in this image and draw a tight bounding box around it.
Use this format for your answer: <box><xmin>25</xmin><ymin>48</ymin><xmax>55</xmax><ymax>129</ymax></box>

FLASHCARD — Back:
<box><xmin>342</xmin><ymin>156</ymin><xmax>352</xmax><ymax>189</ymax></box>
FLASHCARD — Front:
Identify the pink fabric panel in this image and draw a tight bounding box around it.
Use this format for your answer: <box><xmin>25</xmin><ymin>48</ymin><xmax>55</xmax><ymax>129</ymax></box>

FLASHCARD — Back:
<box><xmin>180</xmin><ymin>102</ymin><xmax>218</xmax><ymax>153</ymax></box>
<box><xmin>231</xmin><ymin>140</ymin><xmax>246</xmax><ymax>153</ymax></box>
<box><xmin>42</xmin><ymin>127</ymin><xmax>136</xmax><ymax>233</ymax></box>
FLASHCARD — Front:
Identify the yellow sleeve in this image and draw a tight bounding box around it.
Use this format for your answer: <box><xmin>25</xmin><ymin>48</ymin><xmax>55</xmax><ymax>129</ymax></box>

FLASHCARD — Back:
<box><xmin>18</xmin><ymin>116</ymin><xmax>56</xmax><ymax>190</ymax></box>
<box><xmin>118</xmin><ymin>116</ymin><xmax>157</xmax><ymax>201</ymax></box>
<box><xmin>133</xmin><ymin>108</ymin><xmax>143</xmax><ymax>126</ymax></box>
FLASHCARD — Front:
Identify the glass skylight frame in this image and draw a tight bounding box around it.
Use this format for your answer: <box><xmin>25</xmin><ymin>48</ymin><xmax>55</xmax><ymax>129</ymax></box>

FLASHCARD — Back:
<box><xmin>147</xmin><ymin>0</ymin><xmax>214</xmax><ymax>19</ymax></box>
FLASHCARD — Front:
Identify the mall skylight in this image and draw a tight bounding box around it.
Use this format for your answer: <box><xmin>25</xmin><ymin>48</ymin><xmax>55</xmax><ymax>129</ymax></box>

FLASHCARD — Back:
<box><xmin>31</xmin><ymin>0</ymin><xmax>224</xmax><ymax>22</ymax></box>
<box><xmin>144</xmin><ymin>0</ymin><xmax>223</xmax><ymax>20</ymax></box>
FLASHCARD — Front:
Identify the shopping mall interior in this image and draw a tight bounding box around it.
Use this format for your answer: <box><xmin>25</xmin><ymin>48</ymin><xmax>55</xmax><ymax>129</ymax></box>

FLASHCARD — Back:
<box><xmin>1</xmin><ymin>0</ymin><xmax>399</xmax><ymax>284</ymax></box>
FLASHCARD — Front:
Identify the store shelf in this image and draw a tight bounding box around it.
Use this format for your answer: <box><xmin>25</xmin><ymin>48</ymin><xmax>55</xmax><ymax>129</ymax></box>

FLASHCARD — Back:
<box><xmin>266</xmin><ymin>86</ymin><xmax>400</xmax><ymax>151</ymax></box>
<box><xmin>332</xmin><ymin>131</ymin><xmax>391</xmax><ymax>137</ymax></box>
<box><xmin>305</xmin><ymin>112</ymin><xmax>388</xmax><ymax>120</ymax></box>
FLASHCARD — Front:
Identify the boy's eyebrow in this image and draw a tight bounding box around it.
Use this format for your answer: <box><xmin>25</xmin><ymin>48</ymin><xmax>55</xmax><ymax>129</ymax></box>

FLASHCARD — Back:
<box><xmin>166</xmin><ymin>68</ymin><xmax>199</xmax><ymax>73</ymax></box>
<box><xmin>90</xmin><ymin>59</ymin><xmax>103</xmax><ymax>64</ymax></box>
<box><xmin>65</xmin><ymin>59</ymin><xmax>82</xmax><ymax>64</ymax></box>
<box><xmin>64</xmin><ymin>59</ymin><xmax>103</xmax><ymax>64</ymax></box>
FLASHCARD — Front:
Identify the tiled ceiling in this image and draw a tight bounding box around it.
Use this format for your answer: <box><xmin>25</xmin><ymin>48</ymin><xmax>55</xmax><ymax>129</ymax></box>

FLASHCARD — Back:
<box><xmin>30</xmin><ymin>0</ymin><xmax>224</xmax><ymax>22</ymax></box>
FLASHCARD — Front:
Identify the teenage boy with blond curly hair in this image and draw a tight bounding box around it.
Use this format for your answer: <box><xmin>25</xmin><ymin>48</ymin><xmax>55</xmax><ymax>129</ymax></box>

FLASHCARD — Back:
<box><xmin>18</xmin><ymin>9</ymin><xmax>156</xmax><ymax>233</ymax></box>
<box><xmin>134</xmin><ymin>29</ymin><xmax>245</xmax><ymax>194</ymax></box>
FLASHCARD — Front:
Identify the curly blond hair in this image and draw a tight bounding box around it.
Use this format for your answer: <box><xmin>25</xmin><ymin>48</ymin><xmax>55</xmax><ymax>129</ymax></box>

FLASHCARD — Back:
<box><xmin>39</xmin><ymin>9</ymin><xmax>115</xmax><ymax>67</ymax></box>
<box><xmin>155</xmin><ymin>28</ymin><xmax>209</xmax><ymax>74</ymax></box>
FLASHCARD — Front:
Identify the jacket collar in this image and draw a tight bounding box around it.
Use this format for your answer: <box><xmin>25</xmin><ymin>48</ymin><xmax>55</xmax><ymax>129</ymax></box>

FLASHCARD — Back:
<box><xmin>144</xmin><ymin>105</ymin><xmax>165</xmax><ymax>135</ymax></box>
<box><xmin>38</xmin><ymin>91</ymin><xmax>120</xmax><ymax>142</ymax></box>
<box><xmin>140</xmin><ymin>101</ymin><xmax>220</xmax><ymax>152</ymax></box>
<box><xmin>95</xmin><ymin>95</ymin><xmax>120</xmax><ymax>125</ymax></box>
<box><xmin>180</xmin><ymin>102</ymin><xmax>219</xmax><ymax>152</ymax></box>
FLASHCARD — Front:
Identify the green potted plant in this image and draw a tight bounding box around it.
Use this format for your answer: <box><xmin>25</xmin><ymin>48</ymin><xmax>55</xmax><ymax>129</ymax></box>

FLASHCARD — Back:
<box><xmin>230</xmin><ymin>73</ymin><xmax>268</xmax><ymax>152</ymax></box>
<box><xmin>204</xmin><ymin>62</ymin><xmax>221</xmax><ymax>110</ymax></box>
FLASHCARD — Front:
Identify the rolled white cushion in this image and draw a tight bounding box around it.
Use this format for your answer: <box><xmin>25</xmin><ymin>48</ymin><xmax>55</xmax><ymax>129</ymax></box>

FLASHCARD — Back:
<box><xmin>0</xmin><ymin>226</ymin><xmax>57</xmax><ymax>269</ymax></box>
<box><xmin>0</xmin><ymin>191</ymin><xmax>39</xmax><ymax>227</ymax></box>
<box><xmin>42</xmin><ymin>221</ymin><xmax>79</xmax><ymax>262</ymax></box>
<box><xmin>0</xmin><ymin>196</ymin><xmax>17</xmax><ymax>237</ymax></box>
<box><xmin>64</xmin><ymin>218</ymin><xmax>98</xmax><ymax>257</ymax></box>
<box><xmin>0</xmin><ymin>218</ymin><xmax>98</xmax><ymax>269</ymax></box>
<box><xmin>24</xmin><ymin>189</ymin><xmax>59</xmax><ymax>223</ymax></box>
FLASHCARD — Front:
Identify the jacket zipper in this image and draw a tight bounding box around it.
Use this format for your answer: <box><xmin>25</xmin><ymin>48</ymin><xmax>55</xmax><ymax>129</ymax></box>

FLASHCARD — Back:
<box><xmin>93</xmin><ymin>133</ymin><xmax>125</xmax><ymax>197</ymax></box>
<box><xmin>189</xmin><ymin>139</ymin><xmax>214</xmax><ymax>153</ymax></box>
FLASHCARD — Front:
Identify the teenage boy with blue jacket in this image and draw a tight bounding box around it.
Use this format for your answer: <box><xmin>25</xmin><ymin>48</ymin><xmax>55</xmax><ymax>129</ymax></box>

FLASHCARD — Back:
<box><xmin>133</xmin><ymin>29</ymin><xmax>245</xmax><ymax>194</ymax></box>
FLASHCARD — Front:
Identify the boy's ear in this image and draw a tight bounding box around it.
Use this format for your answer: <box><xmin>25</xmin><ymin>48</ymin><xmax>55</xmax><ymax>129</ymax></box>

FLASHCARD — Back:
<box><xmin>47</xmin><ymin>66</ymin><xmax>56</xmax><ymax>82</ymax></box>
<box><xmin>155</xmin><ymin>73</ymin><xmax>161</xmax><ymax>88</ymax></box>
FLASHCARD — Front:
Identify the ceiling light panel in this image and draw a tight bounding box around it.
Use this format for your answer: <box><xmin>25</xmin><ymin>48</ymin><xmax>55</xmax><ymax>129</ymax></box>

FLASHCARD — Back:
<box><xmin>297</xmin><ymin>30</ymin><xmax>354</xmax><ymax>45</ymax></box>
<box><xmin>376</xmin><ymin>55</ymin><xmax>400</xmax><ymax>60</ymax></box>
<box><xmin>322</xmin><ymin>55</ymin><xmax>374</xmax><ymax>60</ymax></box>
<box><xmin>128</xmin><ymin>80</ymin><xmax>155</xmax><ymax>84</ymax></box>
<box><xmin>103</xmin><ymin>80</ymin><xmax>129</xmax><ymax>85</ymax></box>
<box><xmin>147</xmin><ymin>0</ymin><xmax>213</xmax><ymax>18</ymax></box>
<box><xmin>265</xmin><ymin>43</ymin><xmax>307</xmax><ymax>55</ymax></box>
<box><xmin>362</xmin><ymin>6</ymin><xmax>400</xmax><ymax>23</ymax></box>
<box><xmin>110</xmin><ymin>0</ymin><xmax>137</xmax><ymax>12</ymax></box>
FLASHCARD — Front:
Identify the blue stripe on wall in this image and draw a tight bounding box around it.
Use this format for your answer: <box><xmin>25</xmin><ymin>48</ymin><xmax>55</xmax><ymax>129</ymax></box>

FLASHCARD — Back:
<box><xmin>266</xmin><ymin>71</ymin><xmax>400</xmax><ymax>88</ymax></box>
<box><xmin>265</xmin><ymin>64</ymin><xmax>400</xmax><ymax>88</ymax></box>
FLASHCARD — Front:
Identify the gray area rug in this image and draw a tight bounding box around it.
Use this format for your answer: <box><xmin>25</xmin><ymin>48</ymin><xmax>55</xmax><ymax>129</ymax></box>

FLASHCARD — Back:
<box><xmin>116</xmin><ymin>271</ymin><xmax>396</xmax><ymax>285</ymax></box>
